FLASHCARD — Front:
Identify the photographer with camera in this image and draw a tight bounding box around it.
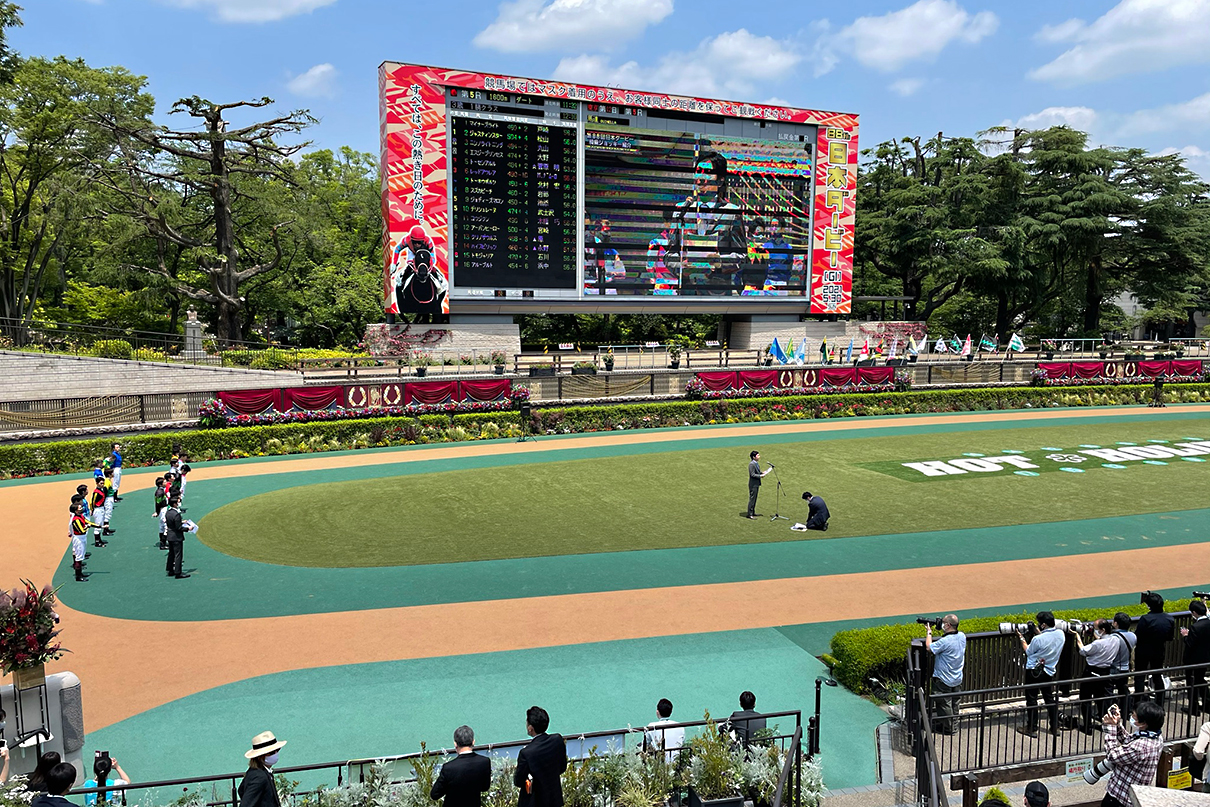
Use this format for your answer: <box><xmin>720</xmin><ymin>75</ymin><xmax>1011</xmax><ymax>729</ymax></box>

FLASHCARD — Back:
<box><xmin>924</xmin><ymin>614</ymin><xmax>965</xmax><ymax>735</ymax></box>
<box><xmin>1083</xmin><ymin>700</ymin><xmax>1164</xmax><ymax>807</ymax></box>
<box><xmin>1134</xmin><ymin>592</ymin><xmax>1174</xmax><ymax>706</ymax></box>
<box><xmin>1181</xmin><ymin>597</ymin><xmax>1210</xmax><ymax>715</ymax></box>
<box><xmin>1070</xmin><ymin>619</ymin><xmax>1119</xmax><ymax>734</ymax></box>
<box><xmin>1111</xmin><ymin>612</ymin><xmax>1137</xmax><ymax>712</ymax></box>
<box><xmin>1017</xmin><ymin>612</ymin><xmax>1065</xmax><ymax>737</ymax></box>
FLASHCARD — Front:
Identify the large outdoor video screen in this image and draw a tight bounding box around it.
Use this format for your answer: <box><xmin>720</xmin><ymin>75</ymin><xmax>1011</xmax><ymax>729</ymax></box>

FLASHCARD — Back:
<box><xmin>378</xmin><ymin>63</ymin><xmax>858</xmax><ymax>314</ymax></box>
<box><xmin>582</xmin><ymin>127</ymin><xmax>812</xmax><ymax>297</ymax></box>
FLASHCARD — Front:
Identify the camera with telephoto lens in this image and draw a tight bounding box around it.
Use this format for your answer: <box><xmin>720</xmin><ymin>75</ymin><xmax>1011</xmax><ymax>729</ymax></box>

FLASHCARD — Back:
<box><xmin>1141</xmin><ymin>590</ymin><xmax>1154</xmax><ymax>604</ymax></box>
<box><xmin>999</xmin><ymin>621</ymin><xmax>1036</xmax><ymax>637</ymax></box>
<box><xmin>1083</xmin><ymin>758</ymin><xmax>1114</xmax><ymax>785</ymax></box>
<box><xmin>916</xmin><ymin>617</ymin><xmax>943</xmax><ymax>629</ymax></box>
<box><xmin>1053</xmin><ymin>618</ymin><xmax>1085</xmax><ymax>634</ymax></box>
<box><xmin>1193</xmin><ymin>591</ymin><xmax>1210</xmax><ymax>600</ymax></box>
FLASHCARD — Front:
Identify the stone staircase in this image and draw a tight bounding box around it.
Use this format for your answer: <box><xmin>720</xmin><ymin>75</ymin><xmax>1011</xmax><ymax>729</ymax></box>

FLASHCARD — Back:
<box><xmin>0</xmin><ymin>350</ymin><xmax>296</xmax><ymax>403</ymax></box>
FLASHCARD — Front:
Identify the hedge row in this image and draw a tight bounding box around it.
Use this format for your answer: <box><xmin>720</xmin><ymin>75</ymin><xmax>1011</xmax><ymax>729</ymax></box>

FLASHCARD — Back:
<box><xmin>829</xmin><ymin>598</ymin><xmax>1196</xmax><ymax>695</ymax></box>
<box><xmin>2</xmin><ymin>382</ymin><xmax>1209</xmax><ymax>479</ymax></box>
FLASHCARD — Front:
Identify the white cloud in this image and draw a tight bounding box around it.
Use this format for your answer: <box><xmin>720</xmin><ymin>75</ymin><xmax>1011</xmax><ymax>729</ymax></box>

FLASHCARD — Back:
<box><xmin>474</xmin><ymin>0</ymin><xmax>673</xmax><ymax>53</ymax></box>
<box><xmin>1015</xmin><ymin>106</ymin><xmax>1100</xmax><ymax>134</ymax></box>
<box><xmin>287</xmin><ymin>63</ymin><xmax>338</xmax><ymax>97</ymax></box>
<box><xmin>1119</xmin><ymin>92</ymin><xmax>1210</xmax><ymax>135</ymax></box>
<box><xmin>1034</xmin><ymin>18</ymin><xmax>1084</xmax><ymax>43</ymax></box>
<box><xmin>889</xmin><ymin>78</ymin><xmax>925</xmax><ymax>96</ymax></box>
<box><xmin>1030</xmin><ymin>0</ymin><xmax>1210</xmax><ymax>85</ymax></box>
<box><xmin>553</xmin><ymin>29</ymin><xmax>800</xmax><ymax>98</ymax></box>
<box><xmin>815</xmin><ymin>0</ymin><xmax>997</xmax><ymax>76</ymax></box>
<box><xmin>1157</xmin><ymin>145</ymin><xmax>1210</xmax><ymax>178</ymax></box>
<box><xmin>160</xmin><ymin>0</ymin><xmax>336</xmax><ymax>23</ymax></box>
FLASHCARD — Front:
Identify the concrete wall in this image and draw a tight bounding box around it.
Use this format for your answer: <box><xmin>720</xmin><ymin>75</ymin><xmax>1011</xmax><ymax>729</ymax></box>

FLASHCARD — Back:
<box><xmin>0</xmin><ymin>350</ymin><xmax>291</xmax><ymax>403</ymax></box>
<box><xmin>364</xmin><ymin>323</ymin><xmax>521</xmax><ymax>358</ymax></box>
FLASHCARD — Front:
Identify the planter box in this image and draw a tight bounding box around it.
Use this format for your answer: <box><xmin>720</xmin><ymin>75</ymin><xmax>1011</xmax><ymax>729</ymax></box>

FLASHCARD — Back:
<box><xmin>12</xmin><ymin>663</ymin><xmax>46</xmax><ymax>690</ymax></box>
<box><xmin>603</xmin><ymin>363</ymin><xmax>615</xmax><ymax>372</ymax></box>
<box><xmin>1045</xmin><ymin>352</ymin><xmax>1055</xmax><ymax>360</ymax></box>
<box><xmin>493</xmin><ymin>365</ymin><xmax>505</xmax><ymax>375</ymax></box>
<box><xmin>1125</xmin><ymin>354</ymin><xmax>1145</xmax><ymax>361</ymax></box>
<box><xmin>571</xmin><ymin>366</ymin><xmax>597</xmax><ymax>375</ymax></box>
<box><xmin>686</xmin><ymin>789</ymin><xmax>743</xmax><ymax>807</ymax></box>
<box><xmin>887</xmin><ymin>358</ymin><xmax>908</xmax><ymax>366</ymax></box>
<box><xmin>414</xmin><ymin>366</ymin><xmax>428</xmax><ymax>377</ymax></box>
<box><xmin>669</xmin><ymin>360</ymin><xmax>681</xmax><ymax>369</ymax></box>
<box><xmin>529</xmin><ymin>367</ymin><xmax>556</xmax><ymax>377</ymax></box>
<box><xmin>908</xmin><ymin>355</ymin><xmax>918</xmax><ymax>363</ymax></box>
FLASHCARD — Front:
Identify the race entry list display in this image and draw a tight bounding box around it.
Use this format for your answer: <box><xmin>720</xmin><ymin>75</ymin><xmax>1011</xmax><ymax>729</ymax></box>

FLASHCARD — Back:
<box><xmin>450</xmin><ymin>113</ymin><xmax>578</xmax><ymax>292</ymax></box>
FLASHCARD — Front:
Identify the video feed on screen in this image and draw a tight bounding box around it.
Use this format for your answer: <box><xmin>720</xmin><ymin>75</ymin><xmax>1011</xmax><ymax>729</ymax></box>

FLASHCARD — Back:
<box><xmin>582</xmin><ymin>128</ymin><xmax>813</xmax><ymax>297</ymax></box>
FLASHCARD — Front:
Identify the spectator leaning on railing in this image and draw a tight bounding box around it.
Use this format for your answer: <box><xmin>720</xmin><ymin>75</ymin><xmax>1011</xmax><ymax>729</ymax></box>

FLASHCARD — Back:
<box><xmin>1112</xmin><ymin>612</ymin><xmax>1137</xmax><ymax>712</ymax></box>
<box><xmin>925</xmin><ymin>614</ymin><xmax>965</xmax><ymax>735</ymax></box>
<box><xmin>1016</xmin><ymin>612</ymin><xmax>1065</xmax><ymax>738</ymax></box>
<box><xmin>1070</xmin><ymin>619</ymin><xmax>1119</xmax><ymax>735</ymax></box>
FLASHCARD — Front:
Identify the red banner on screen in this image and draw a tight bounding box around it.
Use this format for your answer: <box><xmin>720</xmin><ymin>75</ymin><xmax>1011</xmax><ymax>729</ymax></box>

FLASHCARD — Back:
<box><xmin>810</xmin><ymin>126</ymin><xmax>857</xmax><ymax>315</ymax></box>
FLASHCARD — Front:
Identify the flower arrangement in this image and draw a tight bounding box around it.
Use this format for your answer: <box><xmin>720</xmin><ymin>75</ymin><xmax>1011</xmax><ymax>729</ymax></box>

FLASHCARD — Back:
<box><xmin>196</xmin><ymin>389</ymin><xmax>530</xmax><ymax>428</ymax></box>
<box><xmin>490</xmin><ymin>350</ymin><xmax>508</xmax><ymax>367</ymax></box>
<box><xmin>894</xmin><ymin>369</ymin><xmax>913</xmax><ymax>391</ymax></box>
<box><xmin>0</xmin><ymin>581</ymin><xmax>66</xmax><ymax>675</ymax></box>
<box><xmin>685</xmin><ymin>378</ymin><xmax>895</xmax><ymax>400</ymax></box>
<box><xmin>1030</xmin><ymin>368</ymin><xmax>1049</xmax><ymax>386</ymax></box>
<box><xmin>410</xmin><ymin>352</ymin><xmax>435</xmax><ymax>367</ymax></box>
<box><xmin>1041</xmin><ymin>339</ymin><xmax>1058</xmax><ymax>351</ymax></box>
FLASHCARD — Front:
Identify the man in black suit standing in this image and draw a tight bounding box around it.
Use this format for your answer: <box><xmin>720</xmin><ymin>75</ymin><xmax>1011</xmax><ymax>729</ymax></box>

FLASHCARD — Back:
<box><xmin>515</xmin><ymin>706</ymin><xmax>567</xmax><ymax>807</ymax></box>
<box><xmin>431</xmin><ymin>725</ymin><xmax>491</xmax><ymax>807</ymax></box>
<box><xmin>164</xmin><ymin>496</ymin><xmax>190</xmax><ymax>579</ymax></box>
<box><xmin>728</xmin><ymin>691</ymin><xmax>767</xmax><ymax>747</ymax></box>
<box><xmin>1182</xmin><ymin>599</ymin><xmax>1210</xmax><ymax>714</ymax></box>
<box><xmin>747</xmin><ymin>451</ymin><xmax>772</xmax><ymax>519</ymax></box>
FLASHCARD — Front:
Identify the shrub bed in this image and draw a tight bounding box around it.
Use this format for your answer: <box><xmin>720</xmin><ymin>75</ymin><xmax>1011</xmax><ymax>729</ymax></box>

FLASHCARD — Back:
<box><xmin>830</xmin><ymin>598</ymin><xmax>1195</xmax><ymax>695</ymax></box>
<box><xmin>2</xmin><ymin>382</ymin><xmax>1209</xmax><ymax>479</ymax></box>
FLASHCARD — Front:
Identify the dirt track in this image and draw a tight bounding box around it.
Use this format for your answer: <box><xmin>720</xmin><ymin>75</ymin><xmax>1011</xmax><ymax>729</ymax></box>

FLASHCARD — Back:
<box><xmin>7</xmin><ymin>406</ymin><xmax>1210</xmax><ymax>731</ymax></box>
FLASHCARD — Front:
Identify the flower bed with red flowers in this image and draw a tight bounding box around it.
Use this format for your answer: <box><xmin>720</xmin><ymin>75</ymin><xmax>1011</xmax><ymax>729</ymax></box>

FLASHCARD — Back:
<box><xmin>685</xmin><ymin>377</ymin><xmax>894</xmax><ymax>400</ymax></box>
<box><xmin>199</xmin><ymin>388</ymin><xmax>530</xmax><ymax>428</ymax></box>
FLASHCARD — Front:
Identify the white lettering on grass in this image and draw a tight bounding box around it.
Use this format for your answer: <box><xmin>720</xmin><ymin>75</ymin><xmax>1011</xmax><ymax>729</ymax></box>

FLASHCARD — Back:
<box><xmin>1118</xmin><ymin>446</ymin><xmax>1176</xmax><ymax>459</ymax></box>
<box><xmin>949</xmin><ymin>458</ymin><xmax>1003</xmax><ymax>472</ymax></box>
<box><xmin>995</xmin><ymin>455</ymin><xmax>1039</xmax><ymax>469</ymax></box>
<box><xmin>903</xmin><ymin>461</ymin><xmax>966</xmax><ymax>477</ymax></box>
<box><xmin>1081</xmin><ymin>448</ymin><xmax>1136</xmax><ymax>462</ymax></box>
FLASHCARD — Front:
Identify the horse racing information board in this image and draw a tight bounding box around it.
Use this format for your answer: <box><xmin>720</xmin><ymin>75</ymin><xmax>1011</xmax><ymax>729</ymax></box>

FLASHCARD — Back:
<box><xmin>378</xmin><ymin>62</ymin><xmax>858</xmax><ymax>315</ymax></box>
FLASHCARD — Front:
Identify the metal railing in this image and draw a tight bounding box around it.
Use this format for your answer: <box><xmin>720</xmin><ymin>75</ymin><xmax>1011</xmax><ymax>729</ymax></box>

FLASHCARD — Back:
<box><xmin>66</xmin><ymin>711</ymin><xmax>804</xmax><ymax>807</ymax></box>
<box><xmin>919</xmin><ymin>662</ymin><xmax>1209</xmax><ymax>776</ymax></box>
<box><xmin>914</xmin><ymin>688</ymin><xmax>947</xmax><ymax>807</ymax></box>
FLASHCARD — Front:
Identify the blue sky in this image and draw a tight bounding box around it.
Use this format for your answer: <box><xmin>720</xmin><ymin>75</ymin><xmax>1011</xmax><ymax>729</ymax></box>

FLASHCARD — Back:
<box><xmin>14</xmin><ymin>0</ymin><xmax>1210</xmax><ymax>175</ymax></box>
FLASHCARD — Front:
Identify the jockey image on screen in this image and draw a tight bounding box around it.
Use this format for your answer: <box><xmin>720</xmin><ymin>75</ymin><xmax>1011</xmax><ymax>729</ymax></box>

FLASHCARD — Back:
<box><xmin>391</xmin><ymin>223</ymin><xmax>447</xmax><ymax>316</ymax></box>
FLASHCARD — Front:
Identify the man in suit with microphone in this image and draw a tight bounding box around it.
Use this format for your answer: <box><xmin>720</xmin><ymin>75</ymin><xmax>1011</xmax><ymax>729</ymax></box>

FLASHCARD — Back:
<box><xmin>747</xmin><ymin>451</ymin><xmax>773</xmax><ymax>519</ymax></box>
<box><xmin>431</xmin><ymin>725</ymin><xmax>491</xmax><ymax>807</ymax></box>
<box><xmin>515</xmin><ymin>706</ymin><xmax>567</xmax><ymax>807</ymax></box>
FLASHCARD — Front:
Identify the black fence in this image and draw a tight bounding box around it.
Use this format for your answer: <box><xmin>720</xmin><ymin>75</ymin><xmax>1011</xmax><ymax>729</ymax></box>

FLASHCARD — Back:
<box><xmin>66</xmin><ymin>711</ymin><xmax>804</xmax><ymax>807</ymax></box>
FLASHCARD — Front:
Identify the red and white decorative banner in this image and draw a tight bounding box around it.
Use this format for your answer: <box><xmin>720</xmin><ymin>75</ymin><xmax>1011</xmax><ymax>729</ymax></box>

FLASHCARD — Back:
<box><xmin>810</xmin><ymin>125</ymin><xmax>857</xmax><ymax>315</ymax></box>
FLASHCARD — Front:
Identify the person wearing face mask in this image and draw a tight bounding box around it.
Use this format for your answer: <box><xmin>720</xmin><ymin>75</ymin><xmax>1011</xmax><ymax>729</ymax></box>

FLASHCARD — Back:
<box><xmin>239</xmin><ymin>731</ymin><xmax>286</xmax><ymax>807</ymax></box>
<box><xmin>1095</xmin><ymin>700</ymin><xmax>1164</xmax><ymax>807</ymax></box>
<box><xmin>1070</xmin><ymin>619</ymin><xmax>1119</xmax><ymax>734</ymax></box>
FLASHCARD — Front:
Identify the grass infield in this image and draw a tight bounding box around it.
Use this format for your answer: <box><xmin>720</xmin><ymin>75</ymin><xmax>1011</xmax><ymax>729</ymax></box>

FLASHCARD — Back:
<box><xmin>199</xmin><ymin>418</ymin><xmax>1210</xmax><ymax>568</ymax></box>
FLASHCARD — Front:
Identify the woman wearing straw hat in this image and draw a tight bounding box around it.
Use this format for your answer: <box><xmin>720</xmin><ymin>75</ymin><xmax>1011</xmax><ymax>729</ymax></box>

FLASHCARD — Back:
<box><xmin>239</xmin><ymin>732</ymin><xmax>286</xmax><ymax>807</ymax></box>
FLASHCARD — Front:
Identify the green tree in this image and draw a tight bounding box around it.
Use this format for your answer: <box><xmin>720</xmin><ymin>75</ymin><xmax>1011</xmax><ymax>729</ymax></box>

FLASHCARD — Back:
<box><xmin>93</xmin><ymin>96</ymin><xmax>315</xmax><ymax>342</ymax></box>
<box><xmin>0</xmin><ymin>56</ymin><xmax>152</xmax><ymax>335</ymax></box>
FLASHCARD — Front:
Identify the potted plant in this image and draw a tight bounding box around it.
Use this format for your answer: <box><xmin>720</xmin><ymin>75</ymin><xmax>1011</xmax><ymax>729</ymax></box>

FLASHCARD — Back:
<box><xmin>1095</xmin><ymin>343</ymin><xmax>1113</xmax><ymax>359</ymax></box>
<box><xmin>685</xmin><ymin>713</ymin><xmax>745</xmax><ymax>807</ymax></box>
<box><xmin>668</xmin><ymin>343</ymin><xmax>683</xmax><ymax>369</ymax></box>
<box><xmin>572</xmin><ymin>361</ymin><xmax>597</xmax><ymax>376</ymax></box>
<box><xmin>411</xmin><ymin>352</ymin><xmax>434</xmax><ymax>377</ymax></box>
<box><xmin>603</xmin><ymin>350</ymin><xmax>615</xmax><ymax>371</ymax></box>
<box><xmin>1041</xmin><ymin>339</ymin><xmax>1057</xmax><ymax>361</ymax></box>
<box><xmin>529</xmin><ymin>362</ymin><xmax>555</xmax><ymax>377</ymax></box>
<box><xmin>1</xmin><ymin>581</ymin><xmax>67</xmax><ymax>690</ymax></box>
<box><xmin>490</xmin><ymin>350</ymin><xmax>508</xmax><ymax>375</ymax></box>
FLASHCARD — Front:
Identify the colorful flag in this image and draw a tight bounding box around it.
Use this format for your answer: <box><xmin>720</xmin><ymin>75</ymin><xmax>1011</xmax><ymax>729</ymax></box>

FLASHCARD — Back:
<box><xmin>859</xmin><ymin>338</ymin><xmax>870</xmax><ymax>361</ymax></box>
<box><xmin>1008</xmin><ymin>332</ymin><xmax>1025</xmax><ymax>352</ymax></box>
<box><xmin>934</xmin><ymin>337</ymin><xmax>947</xmax><ymax>353</ymax></box>
<box><xmin>950</xmin><ymin>335</ymin><xmax>962</xmax><ymax>353</ymax></box>
<box><xmin>819</xmin><ymin>337</ymin><xmax>828</xmax><ymax>361</ymax></box>
<box><xmin>845</xmin><ymin>339</ymin><xmax>854</xmax><ymax>363</ymax></box>
<box><xmin>908</xmin><ymin>336</ymin><xmax>920</xmax><ymax>355</ymax></box>
<box><xmin>979</xmin><ymin>334</ymin><xmax>997</xmax><ymax>352</ymax></box>
<box><xmin>889</xmin><ymin>337</ymin><xmax>899</xmax><ymax>358</ymax></box>
<box><xmin>794</xmin><ymin>338</ymin><xmax>807</xmax><ymax>365</ymax></box>
<box><xmin>770</xmin><ymin>338</ymin><xmax>788</xmax><ymax>364</ymax></box>
<box><xmin>960</xmin><ymin>334</ymin><xmax>972</xmax><ymax>356</ymax></box>
<box><xmin>785</xmin><ymin>337</ymin><xmax>795</xmax><ymax>356</ymax></box>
